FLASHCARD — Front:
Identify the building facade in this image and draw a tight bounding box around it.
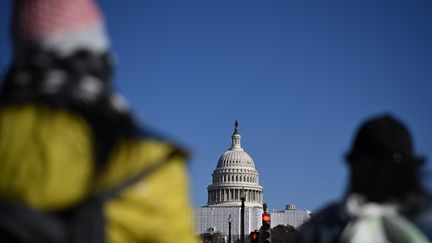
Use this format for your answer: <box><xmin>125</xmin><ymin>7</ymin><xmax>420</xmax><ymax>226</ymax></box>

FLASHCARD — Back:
<box><xmin>270</xmin><ymin>204</ymin><xmax>311</xmax><ymax>228</ymax></box>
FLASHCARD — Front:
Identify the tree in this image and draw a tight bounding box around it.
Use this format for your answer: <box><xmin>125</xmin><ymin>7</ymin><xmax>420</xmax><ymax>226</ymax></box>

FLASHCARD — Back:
<box><xmin>271</xmin><ymin>224</ymin><xmax>298</xmax><ymax>243</ymax></box>
<box><xmin>199</xmin><ymin>231</ymin><xmax>226</xmax><ymax>243</ymax></box>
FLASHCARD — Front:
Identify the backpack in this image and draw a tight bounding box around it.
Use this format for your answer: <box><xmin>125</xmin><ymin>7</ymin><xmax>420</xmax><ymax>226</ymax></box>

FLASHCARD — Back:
<box><xmin>0</xmin><ymin>150</ymin><xmax>179</xmax><ymax>243</ymax></box>
<box><xmin>338</xmin><ymin>194</ymin><xmax>430</xmax><ymax>243</ymax></box>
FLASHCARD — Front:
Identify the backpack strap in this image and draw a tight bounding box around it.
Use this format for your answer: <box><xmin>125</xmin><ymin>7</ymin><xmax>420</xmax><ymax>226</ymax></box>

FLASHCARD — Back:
<box><xmin>0</xmin><ymin>201</ymin><xmax>66</xmax><ymax>243</ymax></box>
<box><xmin>95</xmin><ymin>148</ymin><xmax>183</xmax><ymax>201</ymax></box>
<box><xmin>60</xmin><ymin>148</ymin><xmax>184</xmax><ymax>243</ymax></box>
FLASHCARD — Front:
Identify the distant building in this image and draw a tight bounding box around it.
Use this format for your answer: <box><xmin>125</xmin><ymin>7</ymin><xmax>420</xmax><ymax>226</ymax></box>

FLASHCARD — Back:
<box><xmin>270</xmin><ymin>204</ymin><xmax>311</xmax><ymax>228</ymax></box>
<box><xmin>193</xmin><ymin>122</ymin><xmax>310</xmax><ymax>240</ymax></box>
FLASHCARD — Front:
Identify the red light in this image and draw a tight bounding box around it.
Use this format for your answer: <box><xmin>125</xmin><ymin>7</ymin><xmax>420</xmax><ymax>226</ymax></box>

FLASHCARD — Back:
<box><xmin>262</xmin><ymin>214</ymin><xmax>270</xmax><ymax>222</ymax></box>
<box><xmin>251</xmin><ymin>233</ymin><xmax>257</xmax><ymax>240</ymax></box>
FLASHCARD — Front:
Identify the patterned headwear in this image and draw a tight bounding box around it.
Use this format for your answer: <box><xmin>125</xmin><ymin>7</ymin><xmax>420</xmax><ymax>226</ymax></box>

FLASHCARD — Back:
<box><xmin>4</xmin><ymin>0</ymin><xmax>130</xmax><ymax>113</ymax></box>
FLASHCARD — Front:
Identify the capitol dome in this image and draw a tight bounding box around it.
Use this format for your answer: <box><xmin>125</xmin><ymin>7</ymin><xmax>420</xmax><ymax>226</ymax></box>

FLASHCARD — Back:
<box><xmin>217</xmin><ymin>149</ymin><xmax>256</xmax><ymax>168</ymax></box>
<box><xmin>207</xmin><ymin>121</ymin><xmax>263</xmax><ymax>207</ymax></box>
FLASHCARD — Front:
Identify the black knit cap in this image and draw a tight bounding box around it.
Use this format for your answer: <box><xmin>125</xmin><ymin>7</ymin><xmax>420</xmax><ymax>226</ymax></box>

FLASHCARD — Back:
<box><xmin>346</xmin><ymin>114</ymin><xmax>424</xmax><ymax>166</ymax></box>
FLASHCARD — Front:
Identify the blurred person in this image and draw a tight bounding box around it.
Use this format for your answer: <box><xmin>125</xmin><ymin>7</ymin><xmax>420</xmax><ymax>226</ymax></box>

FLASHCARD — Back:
<box><xmin>0</xmin><ymin>0</ymin><xmax>197</xmax><ymax>243</ymax></box>
<box><xmin>295</xmin><ymin>115</ymin><xmax>432</xmax><ymax>243</ymax></box>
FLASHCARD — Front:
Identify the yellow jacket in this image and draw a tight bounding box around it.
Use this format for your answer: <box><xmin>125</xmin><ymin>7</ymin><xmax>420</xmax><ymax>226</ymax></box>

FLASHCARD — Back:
<box><xmin>0</xmin><ymin>105</ymin><xmax>198</xmax><ymax>243</ymax></box>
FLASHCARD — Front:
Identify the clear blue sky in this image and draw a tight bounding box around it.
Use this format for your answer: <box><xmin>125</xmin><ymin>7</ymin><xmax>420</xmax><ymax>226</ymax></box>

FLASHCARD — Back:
<box><xmin>1</xmin><ymin>0</ymin><xmax>431</xmax><ymax>211</ymax></box>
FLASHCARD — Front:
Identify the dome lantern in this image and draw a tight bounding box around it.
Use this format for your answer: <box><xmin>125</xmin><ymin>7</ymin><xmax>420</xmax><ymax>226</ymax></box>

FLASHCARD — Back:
<box><xmin>231</xmin><ymin>120</ymin><xmax>242</xmax><ymax>150</ymax></box>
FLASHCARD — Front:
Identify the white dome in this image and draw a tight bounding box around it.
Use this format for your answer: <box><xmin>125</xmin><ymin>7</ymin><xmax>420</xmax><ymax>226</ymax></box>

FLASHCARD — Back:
<box><xmin>207</xmin><ymin>121</ymin><xmax>263</xmax><ymax>207</ymax></box>
<box><xmin>217</xmin><ymin>149</ymin><xmax>256</xmax><ymax>168</ymax></box>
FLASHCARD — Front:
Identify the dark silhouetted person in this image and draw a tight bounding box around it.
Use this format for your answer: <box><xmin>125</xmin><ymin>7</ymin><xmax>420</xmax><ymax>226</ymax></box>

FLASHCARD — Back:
<box><xmin>0</xmin><ymin>0</ymin><xmax>197</xmax><ymax>243</ymax></box>
<box><xmin>296</xmin><ymin>115</ymin><xmax>432</xmax><ymax>243</ymax></box>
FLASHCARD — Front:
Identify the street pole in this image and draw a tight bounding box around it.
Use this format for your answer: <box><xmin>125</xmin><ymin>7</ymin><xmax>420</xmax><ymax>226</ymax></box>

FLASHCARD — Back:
<box><xmin>240</xmin><ymin>190</ymin><xmax>246</xmax><ymax>243</ymax></box>
<box><xmin>228</xmin><ymin>214</ymin><xmax>232</xmax><ymax>243</ymax></box>
<box><xmin>228</xmin><ymin>221</ymin><xmax>231</xmax><ymax>243</ymax></box>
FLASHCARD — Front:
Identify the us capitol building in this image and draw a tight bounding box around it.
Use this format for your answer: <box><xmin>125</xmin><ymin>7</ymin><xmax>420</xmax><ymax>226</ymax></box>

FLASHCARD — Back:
<box><xmin>193</xmin><ymin>121</ymin><xmax>310</xmax><ymax>240</ymax></box>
